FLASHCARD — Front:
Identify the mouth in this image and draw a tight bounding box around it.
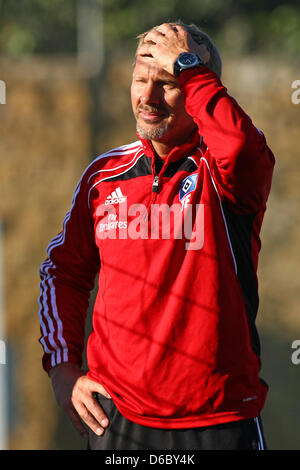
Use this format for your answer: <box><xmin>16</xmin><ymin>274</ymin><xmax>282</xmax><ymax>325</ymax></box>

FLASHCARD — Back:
<box><xmin>138</xmin><ymin>107</ymin><xmax>168</xmax><ymax>123</ymax></box>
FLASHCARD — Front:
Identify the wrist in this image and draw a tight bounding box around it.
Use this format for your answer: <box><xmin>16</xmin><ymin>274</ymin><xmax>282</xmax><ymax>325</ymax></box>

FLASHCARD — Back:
<box><xmin>49</xmin><ymin>362</ymin><xmax>81</xmax><ymax>378</ymax></box>
<box><xmin>173</xmin><ymin>52</ymin><xmax>204</xmax><ymax>78</ymax></box>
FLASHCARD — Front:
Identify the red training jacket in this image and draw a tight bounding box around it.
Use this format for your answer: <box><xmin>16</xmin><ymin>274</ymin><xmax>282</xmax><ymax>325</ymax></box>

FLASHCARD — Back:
<box><xmin>38</xmin><ymin>66</ymin><xmax>275</xmax><ymax>429</ymax></box>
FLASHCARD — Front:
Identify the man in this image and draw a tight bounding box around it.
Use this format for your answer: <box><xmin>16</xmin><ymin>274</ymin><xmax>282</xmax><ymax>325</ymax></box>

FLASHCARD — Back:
<box><xmin>38</xmin><ymin>22</ymin><xmax>275</xmax><ymax>450</ymax></box>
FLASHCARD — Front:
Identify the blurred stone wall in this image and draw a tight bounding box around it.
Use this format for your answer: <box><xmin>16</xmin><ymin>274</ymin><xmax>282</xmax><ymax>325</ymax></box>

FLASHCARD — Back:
<box><xmin>0</xmin><ymin>55</ymin><xmax>299</xmax><ymax>449</ymax></box>
<box><xmin>222</xmin><ymin>59</ymin><xmax>300</xmax><ymax>449</ymax></box>
<box><xmin>222</xmin><ymin>56</ymin><xmax>300</xmax><ymax>335</ymax></box>
<box><xmin>0</xmin><ymin>57</ymin><xmax>93</xmax><ymax>449</ymax></box>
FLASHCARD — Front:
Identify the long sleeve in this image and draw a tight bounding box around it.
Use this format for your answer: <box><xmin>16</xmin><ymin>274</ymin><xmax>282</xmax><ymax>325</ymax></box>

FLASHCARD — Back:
<box><xmin>178</xmin><ymin>67</ymin><xmax>275</xmax><ymax>213</ymax></box>
<box><xmin>38</xmin><ymin>171</ymin><xmax>100</xmax><ymax>374</ymax></box>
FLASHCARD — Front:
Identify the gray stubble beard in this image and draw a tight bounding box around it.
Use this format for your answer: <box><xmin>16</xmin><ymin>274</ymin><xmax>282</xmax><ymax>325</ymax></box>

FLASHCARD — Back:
<box><xmin>136</xmin><ymin>121</ymin><xmax>170</xmax><ymax>141</ymax></box>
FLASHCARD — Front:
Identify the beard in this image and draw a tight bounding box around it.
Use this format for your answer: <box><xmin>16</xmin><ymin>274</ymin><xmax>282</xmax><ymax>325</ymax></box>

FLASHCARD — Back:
<box><xmin>136</xmin><ymin>121</ymin><xmax>170</xmax><ymax>141</ymax></box>
<box><xmin>135</xmin><ymin>104</ymin><xmax>170</xmax><ymax>141</ymax></box>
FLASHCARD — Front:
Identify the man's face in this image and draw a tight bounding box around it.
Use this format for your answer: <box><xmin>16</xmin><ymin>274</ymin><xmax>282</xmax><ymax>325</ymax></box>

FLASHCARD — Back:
<box><xmin>131</xmin><ymin>53</ymin><xmax>196</xmax><ymax>147</ymax></box>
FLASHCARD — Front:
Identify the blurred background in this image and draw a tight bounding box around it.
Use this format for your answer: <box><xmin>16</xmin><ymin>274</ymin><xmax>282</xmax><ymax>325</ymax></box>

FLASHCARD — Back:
<box><xmin>0</xmin><ymin>0</ymin><xmax>299</xmax><ymax>450</ymax></box>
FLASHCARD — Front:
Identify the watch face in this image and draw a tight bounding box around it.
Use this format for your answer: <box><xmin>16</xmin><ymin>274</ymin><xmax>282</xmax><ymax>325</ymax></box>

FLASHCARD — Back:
<box><xmin>178</xmin><ymin>53</ymin><xmax>199</xmax><ymax>67</ymax></box>
<box><xmin>174</xmin><ymin>52</ymin><xmax>203</xmax><ymax>77</ymax></box>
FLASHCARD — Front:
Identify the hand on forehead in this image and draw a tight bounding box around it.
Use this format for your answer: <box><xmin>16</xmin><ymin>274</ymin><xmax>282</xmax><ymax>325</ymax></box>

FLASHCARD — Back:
<box><xmin>137</xmin><ymin>22</ymin><xmax>210</xmax><ymax>66</ymax></box>
<box><xmin>137</xmin><ymin>23</ymin><xmax>186</xmax><ymax>58</ymax></box>
<box><xmin>143</xmin><ymin>22</ymin><xmax>185</xmax><ymax>43</ymax></box>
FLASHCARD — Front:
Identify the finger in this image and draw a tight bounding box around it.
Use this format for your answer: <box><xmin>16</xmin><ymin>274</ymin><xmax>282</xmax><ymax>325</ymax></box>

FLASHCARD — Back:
<box><xmin>72</xmin><ymin>379</ymin><xmax>111</xmax><ymax>423</ymax></box>
<box><xmin>75</xmin><ymin>401</ymin><xmax>107</xmax><ymax>436</ymax></box>
<box><xmin>86</xmin><ymin>394</ymin><xmax>110</xmax><ymax>429</ymax></box>
<box><xmin>137</xmin><ymin>43</ymin><xmax>153</xmax><ymax>57</ymax></box>
<box><xmin>138</xmin><ymin>43</ymin><xmax>158</xmax><ymax>59</ymax></box>
<box><xmin>155</xmin><ymin>23</ymin><xmax>180</xmax><ymax>35</ymax></box>
<box><xmin>143</xmin><ymin>28</ymin><xmax>165</xmax><ymax>44</ymax></box>
<box><xmin>86</xmin><ymin>379</ymin><xmax>112</xmax><ymax>400</ymax></box>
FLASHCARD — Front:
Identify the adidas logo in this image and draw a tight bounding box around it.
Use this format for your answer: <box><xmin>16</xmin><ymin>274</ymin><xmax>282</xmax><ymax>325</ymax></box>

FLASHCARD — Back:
<box><xmin>105</xmin><ymin>187</ymin><xmax>126</xmax><ymax>205</ymax></box>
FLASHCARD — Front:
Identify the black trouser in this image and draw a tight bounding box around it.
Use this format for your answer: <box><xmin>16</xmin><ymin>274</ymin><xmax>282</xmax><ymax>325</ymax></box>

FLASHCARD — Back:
<box><xmin>88</xmin><ymin>393</ymin><xmax>267</xmax><ymax>450</ymax></box>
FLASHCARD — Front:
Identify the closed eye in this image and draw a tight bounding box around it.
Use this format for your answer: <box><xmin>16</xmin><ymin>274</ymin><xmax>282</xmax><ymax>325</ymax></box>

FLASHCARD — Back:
<box><xmin>133</xmin><ymin>77</ymin><xmax>147</xmax><ymax>83</ymax></box>
<box><xmin>158</xmin><ymin>80</ymin><xmax>177</xmax><ymax>89</ymax></box>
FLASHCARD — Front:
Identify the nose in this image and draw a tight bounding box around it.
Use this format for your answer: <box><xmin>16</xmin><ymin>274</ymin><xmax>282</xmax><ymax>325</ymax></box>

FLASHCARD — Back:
<box><xmin>140</xmin><ymin>81</ymin><xmax>161</xmax><ymax>106</ymax></box>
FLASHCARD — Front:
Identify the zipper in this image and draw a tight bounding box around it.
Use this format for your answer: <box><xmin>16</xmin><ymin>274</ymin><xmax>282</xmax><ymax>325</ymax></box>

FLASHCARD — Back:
<box><xmin>152</xmin><ymin>175</ymin><xmax>159</xmax><ymax>192</ymax></box>
<box><xmin>144</xmin><ymin>175</ymin><xmax>160</xmax><ymax>222</ymax></box>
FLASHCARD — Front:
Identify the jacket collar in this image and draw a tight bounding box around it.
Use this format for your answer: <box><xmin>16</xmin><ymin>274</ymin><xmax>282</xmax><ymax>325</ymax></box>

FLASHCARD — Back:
<box><xmin>138</xmin><ymin>130</ymin><xmax>203</xmax><ymax>168</ymax></box>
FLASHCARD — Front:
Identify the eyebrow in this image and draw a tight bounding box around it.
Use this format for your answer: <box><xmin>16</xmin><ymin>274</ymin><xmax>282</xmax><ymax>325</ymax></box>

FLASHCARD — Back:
<box><xmin>158</xmin><ymin>78</ymin><xmax>178</xmax><ymax>86</ymax></box>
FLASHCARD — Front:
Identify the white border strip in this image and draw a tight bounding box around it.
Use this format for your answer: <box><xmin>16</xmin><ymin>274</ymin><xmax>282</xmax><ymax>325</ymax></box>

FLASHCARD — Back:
<box><xmin>88</xmin><ymin>148</ymin><xmax>144</xmax><ymax>207</ymax></box>
<box><xmin>87</xmin><ymin>144</ymin><xmax>143</xmax><ymax>184</ymax></box>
